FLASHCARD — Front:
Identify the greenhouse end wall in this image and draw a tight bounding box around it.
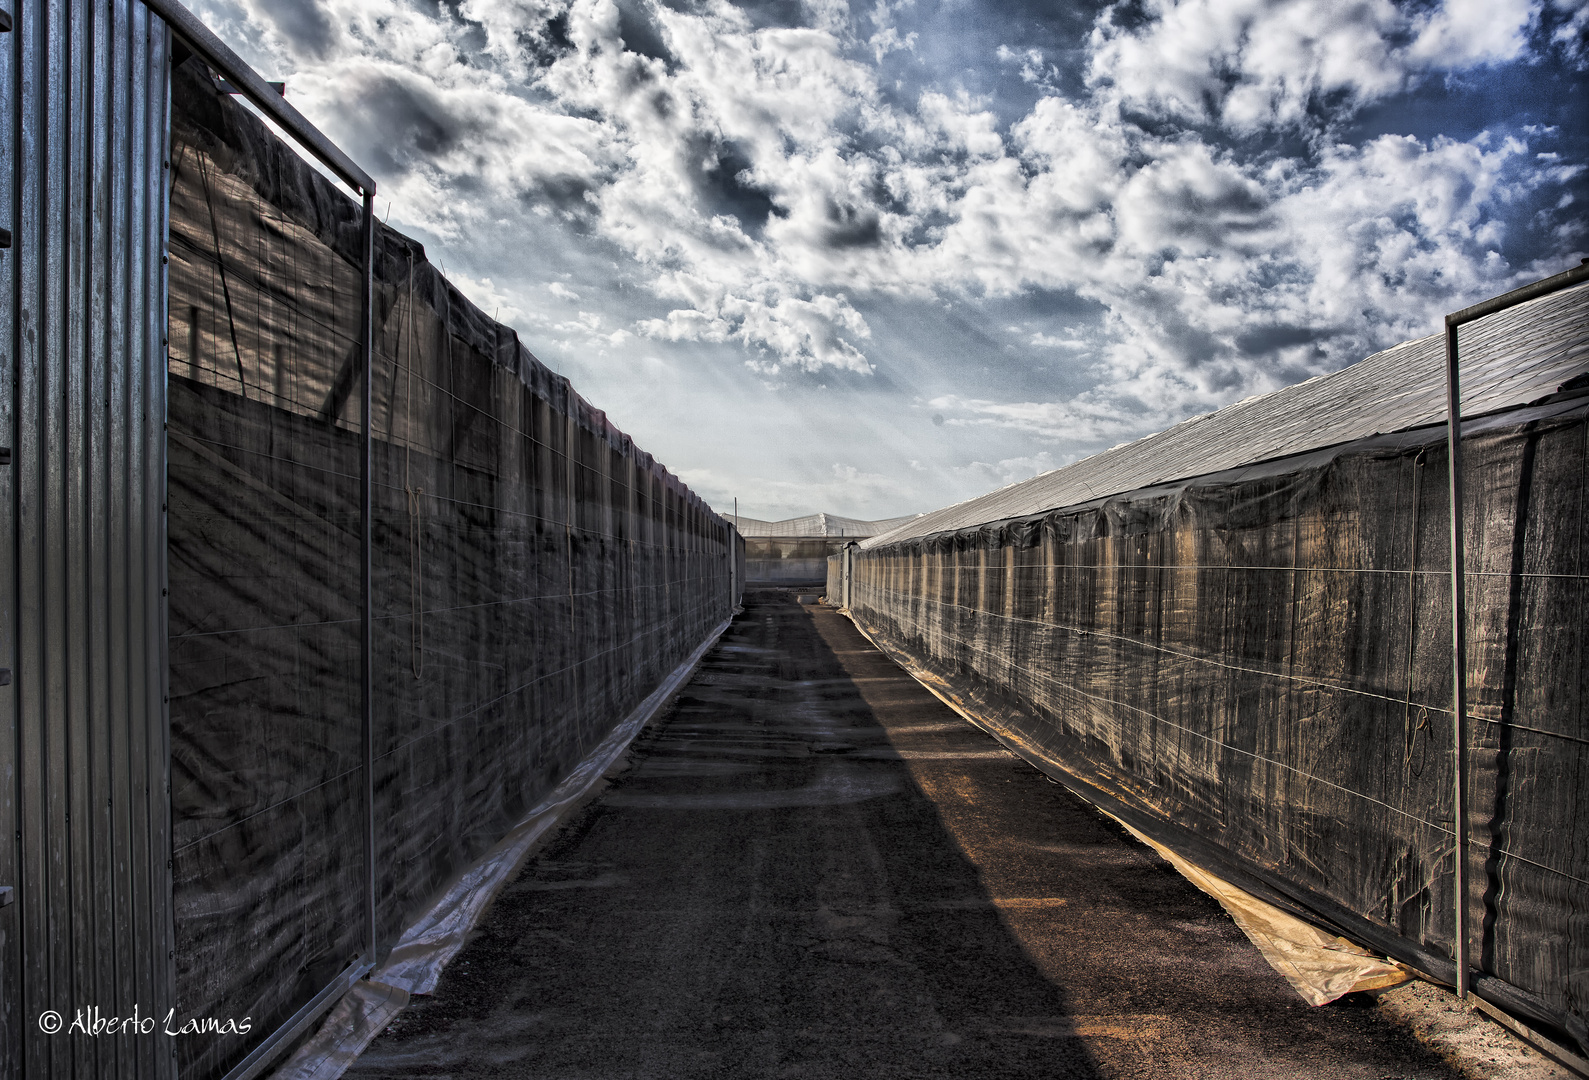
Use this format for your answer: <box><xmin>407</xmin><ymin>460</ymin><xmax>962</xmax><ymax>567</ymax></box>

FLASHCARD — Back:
<box><xmin>840</xmin><ymin>397</ymin><xmax>1589</xmax><ymax>1055</ymax></box>
<box><xmin>745</xmin><ymin>537</ymin><xmax>846</xmax><ymax>584</ymax></box>
<box><xmin>164</xmin><ymin>56</ymin><xmax>739</xmax><ymax>1078</ymax></box>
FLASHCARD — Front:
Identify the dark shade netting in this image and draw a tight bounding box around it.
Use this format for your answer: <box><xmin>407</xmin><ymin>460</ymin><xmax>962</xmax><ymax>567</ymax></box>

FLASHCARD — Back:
<box><xmin>838</xmin><ymin>395</ymin><xmax>1588</xmax><ymax>1055</ymax></box>
<box><xmin>165</xmin><ymin>57</ymin><xmax>741</xmax><ymax>1078</ymax></box>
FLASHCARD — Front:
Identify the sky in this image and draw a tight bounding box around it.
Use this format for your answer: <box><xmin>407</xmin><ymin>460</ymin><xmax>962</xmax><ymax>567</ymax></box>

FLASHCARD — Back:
<box><xmin>190</xmin><ymin>0</ymin><xmax>1588</xmax><ymax>521</ymax></box>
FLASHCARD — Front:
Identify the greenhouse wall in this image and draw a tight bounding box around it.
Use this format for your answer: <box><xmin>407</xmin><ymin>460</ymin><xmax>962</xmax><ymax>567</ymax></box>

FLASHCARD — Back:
<box><xmin>162</xmin><ymin>50</ymin><xmax>739</xmax><ymax>1079</ymax></box>
<box><xmin>840</xmin><ymin>387</ymin><xmax>1588</xmax><ymax>1056</ymax></box>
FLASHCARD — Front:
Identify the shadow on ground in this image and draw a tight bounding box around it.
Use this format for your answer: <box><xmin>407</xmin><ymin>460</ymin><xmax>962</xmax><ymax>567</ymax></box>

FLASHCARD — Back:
<box><xmin>349</xmin><ymin>590</ymin><xmax>1461</xmax><ymax>1080</ymax></box>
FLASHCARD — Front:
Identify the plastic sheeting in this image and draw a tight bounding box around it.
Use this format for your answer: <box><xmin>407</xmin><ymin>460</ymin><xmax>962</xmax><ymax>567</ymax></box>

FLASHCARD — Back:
<box><xmin>745</xmin><ymin>538</ymin><xmax>845</xmax><ymax>584</ymax></box>
<box><xmin>165</xmin><ymin>57</ymin><xmax>741</xmax><ymax>1079</ymax></box>
<box><xmin>1110</xmin><ymin>817</ymin><xmax>1411</xmax><ymax>1006</ymax></box>
<box><xmin>839</xmin><ymin>386</ymin><xmax>1589</xmax><ymax>1055</ymax></box>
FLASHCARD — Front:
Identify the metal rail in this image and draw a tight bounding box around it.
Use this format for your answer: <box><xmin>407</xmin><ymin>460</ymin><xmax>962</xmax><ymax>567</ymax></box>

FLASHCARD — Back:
<box><xmin>1445</xmin><ymin>257</ymin><xmax>1589</xmax><ymax>1002</ymax></box>
<box><xmin>141</xmin><ymin>0</ymin><xmax>376</xmax><ymax>196</ymax></box>
<box><xmin>361</xmin><ymin>189</ymin><xmax>378</xmax><ymax>968</ymax></box>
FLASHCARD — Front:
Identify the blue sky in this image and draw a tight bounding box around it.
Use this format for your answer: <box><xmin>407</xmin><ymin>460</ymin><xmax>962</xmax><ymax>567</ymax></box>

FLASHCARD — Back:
<box><xmin>192</xmin><ymin>0</ymin><xmax>1587</xmax><ymax>520</ymax></box>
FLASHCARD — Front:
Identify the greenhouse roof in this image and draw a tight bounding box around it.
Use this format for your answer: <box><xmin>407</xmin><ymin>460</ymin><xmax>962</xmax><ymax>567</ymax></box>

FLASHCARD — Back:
<box><xmin>730</xmin><ymin>512</ymin><xmax>922</xmax><ymax>538</ymax></box>
<box><xmin>866</xmin><ymin>280</ymin><xmax>1588</xmax><ymax>549</ymax></box>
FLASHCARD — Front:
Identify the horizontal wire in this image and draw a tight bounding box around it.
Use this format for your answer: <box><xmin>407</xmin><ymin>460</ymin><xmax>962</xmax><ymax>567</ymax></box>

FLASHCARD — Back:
<box><xmin>375</xmin><ymin>574</ymin><xmax>710</xmax><ymax>622</ymax></box>
<box><xmin>374</xmin><ymin>595</ymin><xmax>722</xmax><ymax>762</ymax></box>
<box><xmin>172</xmin><ymin>596</ymin><xmax>724</xmax><ymax>852</ymax></box>
<box><xmin>972</xmin><ymin>558</ymin><xmax>1587</xmax><ymax>582</ymax></box>
<box><xmin>852</xmin><ymin>583</ymin><xmax>1589</xmax><ymax>886</ymax></box>
<box><xmin>861</xmin><ymin>578</ymin><xmax>1589</xmax><ymax>748</ymax></box>
<box><xmin>868</xmin><ymin>584</ymin><xmax>1446</xmax><ymax>715</ymax></box>
<box><xmin>172</xmin><ymin>429</ymin><xmax>726</xmax><ymax>553</ymax></box>
<box><xmin>171</xmin><ymin>573</ymin><xmax>709</xmax><ymax>641</ymax></box>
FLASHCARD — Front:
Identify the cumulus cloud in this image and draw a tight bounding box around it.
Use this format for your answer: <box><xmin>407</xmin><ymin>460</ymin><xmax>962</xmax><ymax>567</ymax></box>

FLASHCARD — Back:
<box><xmin>1087</xmin><ymin>0</ymin><xmax>1540</xmax><ymax>135</ymax></box>
<box><xmin>194</xmin><ymin>0</ymin><xmax>1583</xmax><ymax>466</ymax></box>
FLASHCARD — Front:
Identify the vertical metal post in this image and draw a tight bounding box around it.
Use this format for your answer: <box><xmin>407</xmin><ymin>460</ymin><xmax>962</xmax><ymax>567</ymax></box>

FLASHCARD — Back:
<box><xmin>360</xmin><ymin>188</ymin><xmax>377</xmax><ymax>965</ymax></box>
<box><xmin>1443</xmin><ymin>317</ymin><xmax>1469</xmax><ymax>1001</ymax></box>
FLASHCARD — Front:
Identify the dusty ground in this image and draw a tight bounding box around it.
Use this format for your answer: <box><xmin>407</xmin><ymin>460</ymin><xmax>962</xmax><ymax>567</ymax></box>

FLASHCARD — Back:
<box><xmin>1372</xmin><ymin>981</ymin><xmax>1573</xmax><ymax>1080</ymax></box>
<box><xmin>349</xmin><ymin>590</ymin><xmax>1565</xmax><ymax>1079</ymax></box>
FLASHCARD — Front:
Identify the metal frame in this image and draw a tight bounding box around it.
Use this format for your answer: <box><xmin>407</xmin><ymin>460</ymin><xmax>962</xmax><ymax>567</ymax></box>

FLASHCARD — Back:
<box><xmin>360</xmin><ymin>188</ymin><xmax>377</xmax><ymax>970</ymax></box>
<box><xmin>139</xmin><ymin>0</ymin><xmax>374</xmax><ymax>195</ymax></box>
<box><xmin>1444</xmin><ymin>257</ymin><xmax>1589</xmax><ymax>1002</ymax></box>
<box><xmin>141</xmin><ymin>1</ymin><xmax>381</xmax><ymax>1076</ymax></box>
<box><xmin>219</xmin><ymin>958</ymin><xmax>375</xmax><ymax>1080</ymax></box>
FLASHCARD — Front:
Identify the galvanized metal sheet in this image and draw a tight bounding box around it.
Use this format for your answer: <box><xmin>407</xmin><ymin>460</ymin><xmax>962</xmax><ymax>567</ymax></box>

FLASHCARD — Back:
<box><xmin>3</xmin><ymin>1</ymin><xmax>175</xmax><ymax>1077</ymax></box>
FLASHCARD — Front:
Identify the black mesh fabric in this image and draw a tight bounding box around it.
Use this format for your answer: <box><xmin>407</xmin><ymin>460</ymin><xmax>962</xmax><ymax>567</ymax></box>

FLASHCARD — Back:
<box><xmin>165</xmin><ymin>58</ymin><xmax>740</xmax><ymax>1078</ymax></box>
<box><xmin>839</xmin><ymin>398</ymin><xmax>1588</xmax><ymax>1055</ymax></box>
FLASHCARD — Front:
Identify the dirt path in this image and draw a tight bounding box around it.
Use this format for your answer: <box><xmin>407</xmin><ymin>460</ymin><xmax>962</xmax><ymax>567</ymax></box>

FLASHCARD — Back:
<box><xmin>348</xmin><ymin>590</ymin><xmax>1482</xmax><ymax>1079</ymax></box>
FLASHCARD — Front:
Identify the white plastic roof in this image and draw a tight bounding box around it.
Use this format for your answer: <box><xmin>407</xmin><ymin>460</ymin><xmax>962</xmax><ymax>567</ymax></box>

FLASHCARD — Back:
<box><xmin>866</xmin><ymin>279</ymin><xmax>1588</xmax><ymax>549</ymax></box>
<box><xmin>729</xmin><ymin>512</ymin><xmax>923</xmax><ymax>538</ymax></box>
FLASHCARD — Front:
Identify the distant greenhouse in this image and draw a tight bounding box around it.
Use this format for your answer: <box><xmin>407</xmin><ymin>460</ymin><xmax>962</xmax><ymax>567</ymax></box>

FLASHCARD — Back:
<box><xmin>731</xmin><ymin>512</ymin><xmax>922</xmax><ymax>584</ymax></box>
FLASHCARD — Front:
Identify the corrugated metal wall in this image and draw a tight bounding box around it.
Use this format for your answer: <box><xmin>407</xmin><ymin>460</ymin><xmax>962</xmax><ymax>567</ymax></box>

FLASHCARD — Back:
<box><xmin>2</xmin><ymin>1</ymin><xmax>175</xmax><ymax>1077</ymax></box>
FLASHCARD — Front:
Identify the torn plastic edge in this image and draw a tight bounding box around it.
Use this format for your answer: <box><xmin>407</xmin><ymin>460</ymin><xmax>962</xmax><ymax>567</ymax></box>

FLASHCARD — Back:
<box><xmin>268</xmin><ymin>613</ymin><xmax>737</xmax><ymax>1080</ymax></box>
<box><xmin>837</xmin><ymin>608</ymin><xmax>1589</xmax><ymax>1066</ymax></box>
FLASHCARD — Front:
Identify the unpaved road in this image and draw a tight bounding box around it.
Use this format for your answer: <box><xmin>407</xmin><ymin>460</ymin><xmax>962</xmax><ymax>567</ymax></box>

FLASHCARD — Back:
<box><xmin>350</xmin><ymin>590</ymin><xmax>1475</xmax><ymax>1079</ymax></box>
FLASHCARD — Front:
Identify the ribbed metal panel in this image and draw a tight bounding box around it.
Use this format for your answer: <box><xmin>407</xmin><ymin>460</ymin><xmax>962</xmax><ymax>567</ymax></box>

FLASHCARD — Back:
<box><xmin>3</xmin><ymin>2</ymin><xmax>175</xmax><ymax>1077</ymax></box>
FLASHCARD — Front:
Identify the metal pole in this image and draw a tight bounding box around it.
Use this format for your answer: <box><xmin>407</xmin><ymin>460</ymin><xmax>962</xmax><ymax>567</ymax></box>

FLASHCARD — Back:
<box><xmin>1443</xmin><ymin>319</ymin><xmax>1469</xmax><ymax>1002</ymax></box>
<box><xmin>360</xmin><ymin>189</ymin><xmax>377</xmax><ymax>966</ymax></box>
<box><xmin>1438</xmin><ymin>258</ymin><xmax>1588</xmax><ymax>1005</ymax></box>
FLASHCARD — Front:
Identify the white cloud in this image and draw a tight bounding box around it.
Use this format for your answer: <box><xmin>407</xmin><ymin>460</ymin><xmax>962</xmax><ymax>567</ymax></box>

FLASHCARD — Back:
<box><xmin>679</xmin><ymin>460</ymin><xmax>906</xmax><ymax>521</ymax></box>
<box><xmin>1408</xmin><ymin>0</ymin><xmax>1538</xmax><ymax>68</ymax></box>
<box><xmin>1551</xmin><ymin>0</ymin><xmax>1589</xmax><ymax>64</ymax></box>
<box><xmin>190</xmin><ymin>0</ymin><xmax>1582</xmax><ymax>500</ymax></box>
<box><xmin>952</xmin><ymin>452</ymin><xmax>1063</xmax><ymax>492</ymax></box>
<box><xmin>929</xmin><ymin>393</ymin><xmax>1152</xmax><ymax>446</ymax></box>
<box><xmin>1029</xmin><ymin>333</ymin><xmax>1089</xmax><ymax>349</ymax></box>
<box><xmin>1087</xmin><ymin>0</ymin><xmax>1541</xmax><ymax>135</ymax></box>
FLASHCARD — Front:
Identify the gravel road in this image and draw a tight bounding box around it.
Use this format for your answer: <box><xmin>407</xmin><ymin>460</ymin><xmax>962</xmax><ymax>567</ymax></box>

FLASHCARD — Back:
<box><xmin>349</xmin><ymin>589</ymin><xmax>1492</xmax><ymax>1079</ymax></box>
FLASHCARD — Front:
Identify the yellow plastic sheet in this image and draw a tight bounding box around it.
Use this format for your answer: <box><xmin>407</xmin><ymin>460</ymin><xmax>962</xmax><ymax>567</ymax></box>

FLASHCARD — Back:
<box><xmin>1109</xmin><ymin>815</ymin><xmax>1411</xmax><ymax>1006</ymax></box>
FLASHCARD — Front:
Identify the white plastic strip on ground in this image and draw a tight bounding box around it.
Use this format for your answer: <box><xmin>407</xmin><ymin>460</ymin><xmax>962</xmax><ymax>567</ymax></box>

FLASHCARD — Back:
<box><xmin>838</xmin><ymin>607</ymin><xmax>1409</xmax><ymax>1008</ymax></box>
<box><xmin>270</xmin><ymin>615</ymin><xmax>736</xmax><ymax>1080</ymax></box>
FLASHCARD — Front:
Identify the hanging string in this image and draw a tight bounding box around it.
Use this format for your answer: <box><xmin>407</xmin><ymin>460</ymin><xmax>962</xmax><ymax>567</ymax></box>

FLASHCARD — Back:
<box><xmin>195</xmin><ymin>151</ymin><xmax>249</xmax><ymax>397</ymax></box>
<box><xmin>404</xmin><ymin>251</ymin><xmax>426</xmax><ymax>679</ymax></box>
<box><xmin>1404</xmin><ymin>448</ymin><xmax>1430</xmax><ymax>771</ymax></box>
